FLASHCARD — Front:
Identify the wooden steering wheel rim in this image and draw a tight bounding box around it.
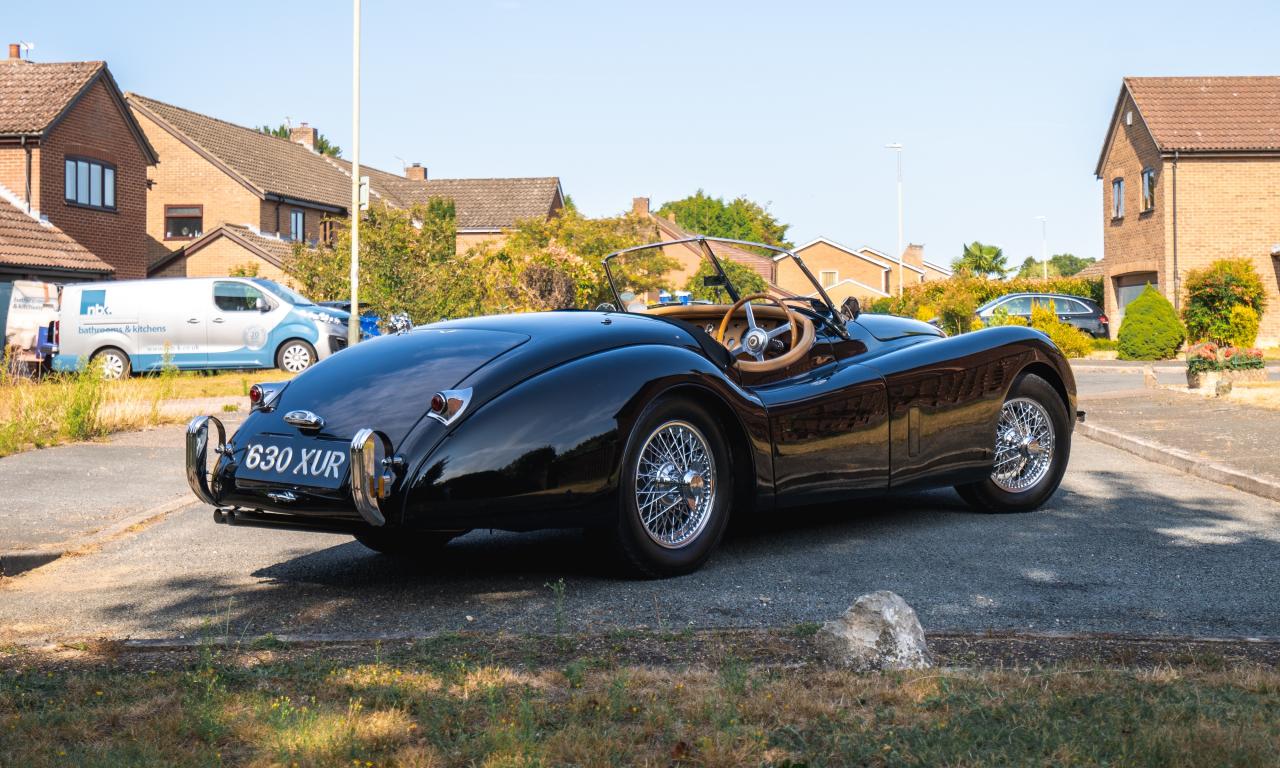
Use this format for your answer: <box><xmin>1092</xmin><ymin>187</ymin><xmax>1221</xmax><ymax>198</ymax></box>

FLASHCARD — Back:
<box><xmin>715</xmin><ymin>293</ymin><xmax>812</xmax><ymax>373</ymax></box>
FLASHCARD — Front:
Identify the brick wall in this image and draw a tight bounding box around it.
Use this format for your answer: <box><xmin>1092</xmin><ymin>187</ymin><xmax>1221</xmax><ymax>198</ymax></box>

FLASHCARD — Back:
<box><xmin>132</xmin><ymin>107</ymin><xmax>262</xmax><ymax>271</ymax></box>
<box><xmin>1099</xmin><ymin>91</ymin><xmax>1167</xmax><ymax>330</ymax></box>
<box><xmin>36</xmin><ymin>79</ymin><xmax>149</xmax><ymax>278</ymax></box>
<box><xmin>1169</xmin><ymin>156</ymin><xmax>1280</xmax><ymax>344</ymax></box>
<box><xmin>163</xmin><ymin>237</ymin><xmax>291</xmax><ymax>283</ymax></box>
<box><xmin>784</xmin><ymin>242</ymin><xmax>890</xmax><ymax>300</ymax></box>
<box><xmin>0</xmin><ymin>144</ymin><xmax>40</xmax><ymax>205</ymax></box>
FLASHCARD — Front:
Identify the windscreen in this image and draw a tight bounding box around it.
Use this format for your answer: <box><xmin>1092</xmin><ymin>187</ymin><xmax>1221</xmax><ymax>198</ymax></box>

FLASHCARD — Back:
<box><xmin>253</xmin><ymin>279</ymin><xmax>315</xmax><ymax>307</ymax></box>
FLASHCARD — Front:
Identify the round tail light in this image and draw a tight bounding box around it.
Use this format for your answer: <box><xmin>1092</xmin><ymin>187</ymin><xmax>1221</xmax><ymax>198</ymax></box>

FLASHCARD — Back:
<box><xmin>430</xmin><ymin>393</ymin><xmax>446</xmax><ymax>414</ymax></box>
<box><xmin>249</xmin><ymin>384</ymin><xmax>263</xmax><ymax>406</ymax></box>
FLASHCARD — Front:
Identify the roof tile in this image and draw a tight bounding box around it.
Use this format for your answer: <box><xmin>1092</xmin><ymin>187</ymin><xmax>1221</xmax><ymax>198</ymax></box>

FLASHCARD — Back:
<box><xmin>0</xmin><ymin>196</ymin><xmax>113</xmax><ymax>274</ymax></box>
<box><xmin>0</xmin><ymin>60</ymin><xmax>103</xmax><ymax>134</ymax></box>
<box><xmin>1126</xmin><ymin>76</ymin><xmax>1280</xmax><ymax>152</ymax></box>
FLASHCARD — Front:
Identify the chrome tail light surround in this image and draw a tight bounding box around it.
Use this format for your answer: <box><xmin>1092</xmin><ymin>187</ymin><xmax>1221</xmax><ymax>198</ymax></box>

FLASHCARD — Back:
<box><xmin>249</xmin><ymin>381</ymin><xmax>288</xmax><ymax>413</ymax></box>
<box><xmin>350</xmin><ymin>428</ymin><xmax>399</xmax><ymax>527</ymax></box>
<box><xmin>428</xmin><ymin>387</ymin><xmax>473</xmax><ymax>425</ymax></box>
<box><xmin>185</xmin><ymin>415</ymin><xmax>227</xmax><ymax>506</ymax></box>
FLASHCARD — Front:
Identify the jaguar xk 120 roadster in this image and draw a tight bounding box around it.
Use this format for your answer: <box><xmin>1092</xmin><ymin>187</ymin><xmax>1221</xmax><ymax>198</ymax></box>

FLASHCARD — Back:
<box><xmin>186</xmin><ymin>237</ymin><xmax>1079</xmax><ymax>577</ymax></box>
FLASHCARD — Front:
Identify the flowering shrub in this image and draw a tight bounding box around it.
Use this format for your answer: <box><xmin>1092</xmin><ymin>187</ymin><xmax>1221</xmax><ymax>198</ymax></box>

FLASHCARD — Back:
<box><xmin>1182</xmin><ymin>259</ymin><xmax>1267</xmax><ymax>345</ymax></box>
<box><xmin>1186</xmin><ymin>342</ymin><xmax>1265</xmax><ymax>374</ymax></box>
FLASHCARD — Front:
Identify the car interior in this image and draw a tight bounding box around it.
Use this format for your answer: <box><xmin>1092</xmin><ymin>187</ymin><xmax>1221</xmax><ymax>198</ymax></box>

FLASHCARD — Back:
<box><xmin>639</xmin><ymin>295</ymin><xmax>817</xmax><ymax>373</ymax></box>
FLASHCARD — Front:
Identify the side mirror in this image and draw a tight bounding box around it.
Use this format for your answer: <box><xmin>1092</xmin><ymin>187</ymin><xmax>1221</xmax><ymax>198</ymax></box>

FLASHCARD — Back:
<box><xmin>255</xmin><ymin>297</ymin><xmax>270</xmax><ymax>312</ymax></box>
<box><xmin>839</xmin><ymin>296</ymin><xmax>861</xmax><ymax>321</ymax></box>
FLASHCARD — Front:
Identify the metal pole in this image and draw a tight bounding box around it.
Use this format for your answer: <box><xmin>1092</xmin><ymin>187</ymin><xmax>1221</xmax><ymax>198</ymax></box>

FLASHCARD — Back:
<box><xmin>886</xmin><ymin>143</ymin><xmax>904</xmax><ymax>297</ymax></box>
<box><xmin>347</xmin><ymin>0</ymin><xmax>361</xmax><ymax>348</ymax></box>
<box><xmin>1039</xmin><ymin>216</ymin><xmax>1048</xmax><ymax>280</ymax></box>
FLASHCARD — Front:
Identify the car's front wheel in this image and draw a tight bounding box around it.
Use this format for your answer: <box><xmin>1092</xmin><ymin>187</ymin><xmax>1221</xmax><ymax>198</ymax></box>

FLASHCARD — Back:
<box><xmin>276</xmin><ymin>339</ymin><xmax>317</xmax><ymax>373</ymax></box>
<box><xmin>611</xmin><ymin>397</ymin><xmax>732</xmax><ymax>578</ymax></box>
<box><xmin>955</xmin><ymin>373</ymin><xmax>1071</xmax><ymax>513</ymax></box>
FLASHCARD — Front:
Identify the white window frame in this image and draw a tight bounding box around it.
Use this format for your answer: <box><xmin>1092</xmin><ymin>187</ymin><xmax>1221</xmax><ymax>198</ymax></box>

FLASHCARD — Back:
<box><xmin>290</xmin><ymin>209</ymin><xmax>304</xmax><ymax>242</ymax></box>
<box><xmin>1112</xmin><ymin>178</ymin><xmax>1124</xmax><ymax>219</ymax></box>
<box><xmin>820</xmin><ymin>270</ymin><xmax>838</xmax><ymax>288</ymax></box>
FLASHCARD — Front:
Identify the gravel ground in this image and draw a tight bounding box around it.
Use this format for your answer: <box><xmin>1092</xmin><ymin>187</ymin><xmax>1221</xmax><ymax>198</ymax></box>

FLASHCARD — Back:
<box><xmin>3</xmin><ymin>435</ymin><xmax>1278</xmax><ymax>644</ymax></box>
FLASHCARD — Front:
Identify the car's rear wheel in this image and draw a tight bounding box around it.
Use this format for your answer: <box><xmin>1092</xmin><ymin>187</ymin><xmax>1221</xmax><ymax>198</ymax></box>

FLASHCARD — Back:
<box><xmin>611</xmin><ymin>396</ymin><xmax>732</xmax><ymax>578</ymax></box>
<box><xmin>955</xmin><ymin>373</ymin><xmax>1070</xmax><ymax>513</ymax></box>
<box><xmin>355</xmin><ymin>530</ymin><xmax>461</xmax><ymax>557</ymax></box>
<box><xmin>91</xmin><ymin>347</ymin><xmax>131</xmax><ymax>380</ymax></box>
<box><xmin>276</xmin><ymin>339</ymin><xmax>317</xmax><ymax>373</ymax></box>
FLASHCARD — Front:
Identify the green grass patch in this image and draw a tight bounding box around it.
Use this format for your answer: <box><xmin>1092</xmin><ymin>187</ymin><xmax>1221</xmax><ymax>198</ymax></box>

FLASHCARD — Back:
<box><xmin>2</xmin><ymin>642</ymin><xmax>1277</xmax><ymax>767</ymax></box>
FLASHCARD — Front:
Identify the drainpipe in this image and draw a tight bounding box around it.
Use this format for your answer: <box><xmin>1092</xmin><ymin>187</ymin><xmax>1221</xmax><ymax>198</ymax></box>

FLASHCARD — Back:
<box><xmin>1171</xmin><ymin>151</ymin><xmax>1179</xmax><ymax>310</ymax></box>
<box><xmin>21</xmin><ymin>136</ymin><xmax>31</xmax><ymax>213</ymax></box>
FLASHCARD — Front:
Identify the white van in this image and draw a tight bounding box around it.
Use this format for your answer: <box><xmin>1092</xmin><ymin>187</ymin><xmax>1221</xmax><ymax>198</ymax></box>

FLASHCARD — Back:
<box><xmin>52</xmin><ymin>277</ymin><xmax>353</xmax><ymax>378</ymax></box>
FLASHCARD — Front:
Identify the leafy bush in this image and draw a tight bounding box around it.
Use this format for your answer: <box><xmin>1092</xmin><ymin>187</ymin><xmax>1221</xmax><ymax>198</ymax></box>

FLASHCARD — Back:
<box><xmin>1028</xmin><ymin>302</ymin><xmax>1093</xmax><ymax>359</ymax></box>
<box><xmin>1182</xmin><ymin>259</ymin><xmax>1267</xmax><ymax>344</ymax></box>
<box><xmin>683</xmin><ymin>258</ymin><xmax>767</xmax><ymax>302</ymax></box>
<box><xmin>869</xmin><ymin>275</ymin><xmax>1104</xmax><ymax>336</ymax></box>
<box><xmin>1224</xmin><ymin>304</ymin><xmax>1261</xmax><ymax>348</ymax></box>
<box><xmin>1186</xmin><ymin>342</ymin><xmax>1265</xmax><ymax>374</ymax></box>
<box><xmin>1117</xmin><ymin>285</ymin><xmax>1184</xmax><ymax>360</ymax></box>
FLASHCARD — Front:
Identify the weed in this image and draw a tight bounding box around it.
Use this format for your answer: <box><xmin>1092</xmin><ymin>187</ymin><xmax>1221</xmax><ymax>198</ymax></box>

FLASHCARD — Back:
<box><xmin>793</xmin><ymin>622</ymin><xmax>822</xmax><ymax>637</ymax></box>
<box><xmin>221</xmin><ymin>403</ymin><xmax>240</xmax><ymax>412</ymax></box>
<box><xmin>545</xmin><ymin>577</ymin><xmax>567</xmax><ymax>634</ymax></box>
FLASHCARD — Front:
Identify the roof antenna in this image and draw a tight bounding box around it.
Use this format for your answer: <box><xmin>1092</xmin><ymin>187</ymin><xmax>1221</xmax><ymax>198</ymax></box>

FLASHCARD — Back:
<box><xmin>19</xmin><ymin>41</ymin><xmax>35</xmax><ymax>59</ymax></box>
<box><xmin>394</xmin><ymin>154</ymin><xmax>408</xmax><ymax>172</ymax></box>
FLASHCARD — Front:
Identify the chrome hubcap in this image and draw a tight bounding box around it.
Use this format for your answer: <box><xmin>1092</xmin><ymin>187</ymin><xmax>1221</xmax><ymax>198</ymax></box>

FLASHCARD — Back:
<box><xmin>281</xmin><ymin>344</ymin><xmax>311</xmax><ymax>372</ymax></box>
<box><xmin>635</xmin><ymin>420</ymin><xmax>716</xmax><ymax>549</ymax></box>
<box><xmin>991</xmin><ymin>397</ymin><xmax>1055</xmax><ymax>492</ymax></box>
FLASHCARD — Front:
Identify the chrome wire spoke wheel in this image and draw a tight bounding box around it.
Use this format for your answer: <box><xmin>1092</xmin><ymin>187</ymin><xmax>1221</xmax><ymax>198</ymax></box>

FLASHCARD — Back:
<box><xmin>281</xmin><ymin>344</ymin><xmax>312</xmax><ymax>373</ymax></box>
<box><xmin>991</xmin><ymin>397</ymin><xmax>1055</xmax><ymax>492</ymax></box>
<box><xmin>634</xmin><ymin>420</ymin><xmax>716</xmax><ymax>549</ymax></box>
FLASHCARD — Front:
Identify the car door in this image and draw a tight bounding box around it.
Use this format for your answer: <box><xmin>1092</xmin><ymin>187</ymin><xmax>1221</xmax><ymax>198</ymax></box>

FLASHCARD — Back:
<box><xmin>206</xmin><ymin>280</ymin><xmax>286</xmax><ymax>369</ymax></box>
<box><xmin>750</xmin><ymin>321</ymin><xmax>890</xmax><ymax>506</ymax></box>
<box><xmin>148</xmin><ymin>281</ymin><xmax>208</xmax><ymax>369</ymax></box>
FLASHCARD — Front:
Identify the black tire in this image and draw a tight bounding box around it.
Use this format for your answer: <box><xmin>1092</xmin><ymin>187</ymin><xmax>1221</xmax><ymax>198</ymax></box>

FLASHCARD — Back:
<box><xmin>610</xmin><ymin>396</ymin><xmax>733</xmax><ymax>578</ymax></box>
<box><xmin>91</xmin><ymin>347</ymin><xmax>131</xmax><ymax>380</ymax></box>
<box><xmin>354</xmin><ymin>529</ymin><xmax>460</xmax><ymax>557</ymax></box>
<box><xmin>276</xmin><ymin>339</ymin><xmax>317</xmax><ymax>374</ymax></box>
<box><xmin>955</xmin><ymin>373</ymin><xmax>1071</xmax><ymax>513</ymax></box>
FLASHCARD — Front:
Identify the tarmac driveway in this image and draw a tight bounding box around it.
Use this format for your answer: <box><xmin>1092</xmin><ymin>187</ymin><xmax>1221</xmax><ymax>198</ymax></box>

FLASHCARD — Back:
<box><xmin>3</xmin><ymin>435</ymin><xmax>1278</xmax><ymax>643</ymax></box>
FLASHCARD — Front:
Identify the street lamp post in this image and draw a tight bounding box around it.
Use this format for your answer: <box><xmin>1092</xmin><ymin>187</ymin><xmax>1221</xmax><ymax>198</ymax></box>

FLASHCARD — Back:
<box><xmin>885</xmin><ymin>143</ymin><xmax>904</xmax><ymax>297</ymax></box>
<box><xmin>1034</xmin><ymin>215</ymin><xmax>1048</xmax><ymax>280</ymax></box>
<box><xmin>347</xmin><ymin>0</ymin><xmax>362</xmax><ymax>348</ymax></box>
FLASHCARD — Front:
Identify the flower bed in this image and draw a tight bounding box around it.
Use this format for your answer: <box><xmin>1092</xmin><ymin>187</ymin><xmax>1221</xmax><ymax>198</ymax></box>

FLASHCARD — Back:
<box><xmin>1186</xmin><ymin>343</ymin><xmax>1267</xmax><ymax>388</ymax></box>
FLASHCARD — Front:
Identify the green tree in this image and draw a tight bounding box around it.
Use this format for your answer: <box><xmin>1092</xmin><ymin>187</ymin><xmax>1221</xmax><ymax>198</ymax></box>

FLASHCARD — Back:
<box><xmin>285</xmin><ymin>199</ymin><xmax>458</xmax><ymax>322</ymax></box>
<box><xmin>1050</xmin><ymin>253</ymin><xmax>1095</xmax><ymax>276</ymax></box>
<box><xmin>952</xmin><ymin>241</ymin><xmax>1008</xmax><ymax>278</ymax></box>
<box><xmin>656</xmin><ymin>190</ymin><xmax>791</xmax><ymax>255</ymax></box>
<box><xmin>1181</xmin><ymin>258</ymin><xmax>1267</xmax><ymax>344</ymax></box>
<box><xmin>1117</xmin><ymin>285</ymin><xmax>1185</xmax><ymax>360</ymax></box>
<box><xmin>683</xmin><ymin>258</ymin><xmax>768</xmax><ymax>302</ymax></box>
<box><xmin>259</xmin><ymin>123</ymin><xmax>342</xmax><ymax>157</ymax></box>
<box><xmin>1015</xmin><ymin>256</ymin><xmax>1061</xmax><ymax>279</ymax></box>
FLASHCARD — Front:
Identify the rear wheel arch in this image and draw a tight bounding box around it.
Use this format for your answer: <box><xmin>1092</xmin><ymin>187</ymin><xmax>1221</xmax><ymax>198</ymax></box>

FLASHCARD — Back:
<box><xmin>648</xmin><ymin>383</ymin><xmax>757</xmax><ymax>517</ymax></box>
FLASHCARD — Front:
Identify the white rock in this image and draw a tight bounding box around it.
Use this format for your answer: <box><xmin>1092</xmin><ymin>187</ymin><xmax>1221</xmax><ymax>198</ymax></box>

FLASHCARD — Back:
<box><xmin>815</xmin><ymin>590</ymin><xmax>932</xmax><ymax>670</ymax></box>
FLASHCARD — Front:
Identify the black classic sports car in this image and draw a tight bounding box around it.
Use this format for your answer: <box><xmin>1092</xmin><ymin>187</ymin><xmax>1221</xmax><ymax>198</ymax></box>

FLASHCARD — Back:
<box><xmin>187</xmin><ymin>237</ymin><xmax>1079</xmax><ymax>577</ymax></box>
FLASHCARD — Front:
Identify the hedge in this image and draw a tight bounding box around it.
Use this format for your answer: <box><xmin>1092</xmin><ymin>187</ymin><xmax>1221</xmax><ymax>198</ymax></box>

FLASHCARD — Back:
<box><xmin>868</xmin><ymin>275</ymin><xmax>1104</xmax><ymax>336</ymax></box>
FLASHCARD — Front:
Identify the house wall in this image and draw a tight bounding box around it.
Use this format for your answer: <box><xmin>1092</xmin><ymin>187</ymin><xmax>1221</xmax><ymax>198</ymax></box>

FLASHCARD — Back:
<box><xmin>37</xmin><ymin>79</ymin><xmax>150</xmax><ymax>278</ymax></box>
<box><xmin>1099</xmin><ymin>89</ymin><xmax>1167</xmax><ymax>333</ymax></box>
<box><xmin>456</xmin><ymin>231</ymin><xmax>508</xmax><ymax>253</ymax></box>
<box><xmin>132</xmin><ymin>107</ymin><xmax>262</xmax><ymax>272</ymax></box>
<box><xmin>258</xmin><ymin>199</ymin><xmax>331</xmax><ymax>243</ymax></box>
<box><xmin>789</xmin><ymin>242</ymin><xmax>891</xmax><ymax>297</ymax></box>
<box><xmin>0</xmin><ymin>144</ymin><xmax>40</xmax><ymax>206</ymax></box>
<box><xmin>152</xmin><ymin>237</ymin><xmax>290</xmax><ymax>283</ymax></box>
<box><xmin>1167</xmin><ymin>156</ymin><xmax>1280</xmax><ymax>344</ymax></box>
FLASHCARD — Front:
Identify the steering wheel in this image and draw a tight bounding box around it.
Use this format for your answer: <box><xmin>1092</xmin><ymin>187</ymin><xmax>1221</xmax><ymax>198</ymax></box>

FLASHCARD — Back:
<box><xmin>715</xmin><ymin>293</ymin><xmax>813</xmax><ymax>373</ymax></box>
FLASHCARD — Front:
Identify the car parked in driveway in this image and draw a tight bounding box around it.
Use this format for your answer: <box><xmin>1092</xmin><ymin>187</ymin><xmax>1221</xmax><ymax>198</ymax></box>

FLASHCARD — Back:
<box><xmin>318</xmin><ymin>300</ymin><xmax>382</xmax><ymax>337</ymax></box>
<box><xmin>976</xmin><ymin>293</ymin><xmax>1110</xmax><ymax>338</ymax></box>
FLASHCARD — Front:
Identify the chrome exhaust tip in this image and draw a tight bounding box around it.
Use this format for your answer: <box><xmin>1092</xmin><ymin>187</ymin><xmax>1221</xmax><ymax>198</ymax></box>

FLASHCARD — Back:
<box><xmin>186</xmin><ymin>415</ymin><xmax>227</xmax><ymax>507</ymax></box>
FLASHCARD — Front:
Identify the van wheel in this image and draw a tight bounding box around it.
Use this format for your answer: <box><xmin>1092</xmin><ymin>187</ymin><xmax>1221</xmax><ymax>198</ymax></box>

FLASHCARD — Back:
<box><xmin>92</xmin><ymin>347</ymin><xmax>131</xmax><ymax>380</ymax></box>
<box><xmin>276</xmin><ymin>340</ymin><xmax>316</xmax><ymax>373</ymax></box>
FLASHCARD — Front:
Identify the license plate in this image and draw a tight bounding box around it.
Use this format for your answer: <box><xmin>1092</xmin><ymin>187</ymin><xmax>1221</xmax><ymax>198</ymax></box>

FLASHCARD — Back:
<box><xmin>237</xmin><ymin>435</ymin><xmax>349</xmax><ymax>490</ymax></box>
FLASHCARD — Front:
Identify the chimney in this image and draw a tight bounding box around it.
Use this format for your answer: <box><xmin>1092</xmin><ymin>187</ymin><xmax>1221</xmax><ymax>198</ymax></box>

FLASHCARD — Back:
<box><xmin>289</xmin><ymin>122</ymin><xmax>318</xmax><ymax>151</ymax></box>
<box><xmin>902</xmin><ymin>243</ymin><xmax>925</xmax><ymax>268</ymax></box>
<box><xmin>631</xmin><ymin>196</ymin><xmax>650</xmax><ymax>217</ymax></box>
<box><xmin>8</xmin><ymin>44</ymin><xmax>21</xmax><ymax>61</ymax></box>
<box><xmin>404</xmin><ymin>162</ymin><xmax>427</xmax><ymax>182</ymax></box>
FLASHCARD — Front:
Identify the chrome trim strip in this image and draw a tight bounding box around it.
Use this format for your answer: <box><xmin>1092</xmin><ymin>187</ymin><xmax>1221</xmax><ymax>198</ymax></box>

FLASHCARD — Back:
<box><xmin>284</xmin><ymin>409</ymin><xmax>325</xmax><ymax>430</ymax></box>
<box><xmin>349</xmin><ymin>428</ymin><xmax>390</xmax><ymax>527</ymax></box>
<box><xmin>185</xmin><ymin>415</ymin><xmax>226</xmax><ymax>507</ymax></box>
<box><xmin>428</xmin><ymin>388</ymin><xmax>472</xmax><ymax>426</ymax></box>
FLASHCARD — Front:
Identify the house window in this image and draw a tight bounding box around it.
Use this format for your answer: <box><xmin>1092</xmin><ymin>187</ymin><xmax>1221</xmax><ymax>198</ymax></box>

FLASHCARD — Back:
<box><xmin>820</xmin><ymin>270</ymin><xmax>838</xmax><ymax>288</ymax></box>
<box><xmin>164</xmin><ymin>205</ymin><xmax>203</xmax><ymax>240</ymax></box>
<box><xmin>320</xmin><ymin>219</ymin><xmax>337</xmax><ymax>245</ymax></box>
<box><xmin>290</xmin><ymin>209</ymin><xmax>304</xmax><ymax>242</ymax></box>
<box><xmin>63</xmin><ymin>156</ymin><xmax>116</xmax><ymax>211</ymax></box>
<box><xmin>1111</xmin><ymin>178</ymin><xmax>1124</xmax><ymax>219</ymax></box>
<box><xmin>1141</xmin><ymin>168</ymin><xmax>1156</xmax><ymax>212</ymax></box>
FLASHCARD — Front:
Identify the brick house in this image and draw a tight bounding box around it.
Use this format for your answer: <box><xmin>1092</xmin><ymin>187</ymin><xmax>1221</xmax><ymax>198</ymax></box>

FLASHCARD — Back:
<box><xmin>0</xmin><ymin>45</ymin><xmax>157</xmax><ymax>282</ymax></box>
<box><xmin>1094</xmin><ymin>76</ymin><xmax>1280</xmax><ymax>344</ymax></box>
<box><xmin>776</xmin><ymin>238</ymin><xmax>949</xmax><ymax>306</ymax></box>
<box><xmin>127</xmin><ymin>94</ymin><xmax>563</xmax><ymax>280</ymax></box>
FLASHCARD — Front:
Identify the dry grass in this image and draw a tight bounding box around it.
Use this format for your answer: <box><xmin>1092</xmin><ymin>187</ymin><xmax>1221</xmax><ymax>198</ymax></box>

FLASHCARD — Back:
<box><xmin>2</xmin><ymin>638</ymin><xmax>1278</xmax><ymax>767</ymax></box>
<box><xmin>1224</xmin><ymin>381</ymin><xmax>1280</xmax><ymax>411</ymax></box>
<box><xmin>0</xmin><ymin>367</ymin><xmax>291</xmax><ymax>458</ymax></box>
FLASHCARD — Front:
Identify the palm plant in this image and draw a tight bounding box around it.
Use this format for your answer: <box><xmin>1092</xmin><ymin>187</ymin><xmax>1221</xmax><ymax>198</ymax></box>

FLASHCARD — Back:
<box><xmin>953</xmin><ymin>241</ymin><xmax>1008</xmax><ymax>278</ymax></box>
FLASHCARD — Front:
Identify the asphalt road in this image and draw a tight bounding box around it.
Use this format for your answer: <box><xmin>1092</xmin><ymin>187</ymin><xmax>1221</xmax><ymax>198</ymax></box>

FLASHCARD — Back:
<box><xmin>3</xmin><ymin>434</ymin><xmax>1278</xmax><ymax>643</ymax></box>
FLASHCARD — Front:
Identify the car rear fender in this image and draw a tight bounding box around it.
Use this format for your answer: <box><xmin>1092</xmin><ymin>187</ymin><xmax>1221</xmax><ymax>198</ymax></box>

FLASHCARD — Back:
<box><xmin>396</xmin><ymin>344</ymin><xmax>766</xmax><ymax>531</ymax></box>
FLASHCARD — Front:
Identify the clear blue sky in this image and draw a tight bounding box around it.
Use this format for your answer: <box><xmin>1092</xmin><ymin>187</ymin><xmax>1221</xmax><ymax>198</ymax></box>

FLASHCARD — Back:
<box><xmin>16</xmin><ymin>0</ymin><xmax>1280</xmax><ymax>267</ymax></box>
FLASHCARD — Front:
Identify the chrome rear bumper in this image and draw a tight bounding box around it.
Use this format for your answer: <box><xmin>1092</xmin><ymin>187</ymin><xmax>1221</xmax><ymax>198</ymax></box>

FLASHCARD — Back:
<box><xmin>185</xmin><ymin>415</ymin><xmax>227</xmax><ymax>506</ymax></box>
